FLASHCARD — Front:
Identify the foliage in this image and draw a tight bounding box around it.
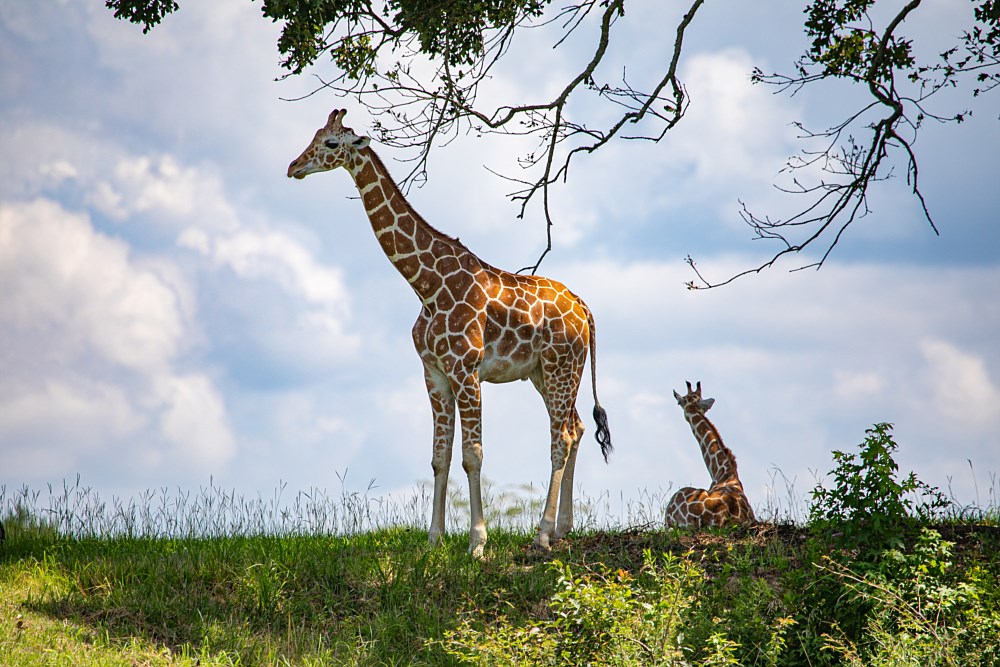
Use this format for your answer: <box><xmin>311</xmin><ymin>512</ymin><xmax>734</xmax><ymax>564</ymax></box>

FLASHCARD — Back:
<box><xmin>105</xmin><ymin>0</ymin><xmax>178</xmax><ymax>34</ymax></box>
<box><xmin>261</xmin><ymin>0</ymin><xmax>551</xmax><ymax>76</ymax></box>
<box><xmin>821</xmin><ymin>529</ymin><xmax>1000</xmax><ymax>666</ymax></box>
<box><xmin>438</xmin><ymin>550</ymin><xmax>794</xmax><ymax>666</ymax></box>
<box><xmin>809</xmin><ymin>422</ymin><xmax>950</xmax><ymax>556</ymax></box>
<box><xmin>802</xmin><ymin>0</ymin><xmax>916</xmax><ymax>81</ymax></box>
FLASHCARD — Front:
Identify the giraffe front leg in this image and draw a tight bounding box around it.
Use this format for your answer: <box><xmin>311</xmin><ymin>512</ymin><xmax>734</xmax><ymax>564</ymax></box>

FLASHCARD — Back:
<box><xmin>424</xmin><ymin>366</ymin><xmax>455</xmax><ymax>548</ymax></box>
<box><xmin>455</xmin><ymin>373</ymin><xmax>487</xmax><ymax>558</ymax></box>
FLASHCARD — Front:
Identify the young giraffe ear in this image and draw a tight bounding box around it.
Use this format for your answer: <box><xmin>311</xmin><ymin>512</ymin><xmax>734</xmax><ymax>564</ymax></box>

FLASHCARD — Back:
<box><xmin>700</xmin><ymin>397</ymin><xmax>715</xmax><ymax>411</ymax></box>
<box><xmin>673</xmin><ymin>389</ymin><xmax>682</xmax><ymax>403</ymax></box>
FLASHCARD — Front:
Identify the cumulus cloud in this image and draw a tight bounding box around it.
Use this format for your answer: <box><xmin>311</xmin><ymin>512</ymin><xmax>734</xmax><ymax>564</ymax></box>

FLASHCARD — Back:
<box><xmin>90</xmin><ymin>155</ymin><xmax>240</xmax><ymax>232</ymax></box>
<box><xmin>511</xmin><ymin>255</ymin><xmax>1000</xmax><ymax>503</ymax></box>
<box><xmin>921</xmin><ymin>340</ymin><xmax>1000</xmax><ymax>431</ymax></box>
<box><xmin>154</xmin><ymin>374</ymin><xmax>235</xmax><ymax>468</ymax></box>
<box><xmin>0</xmin><ymin>199</ymin><xmax>183</xmax><ymax>372</ymax></box>
<box><xmin>183</xmin><ymin>228</ymin><xmax>350</xmax><ymax>310</ymax></box>
<box><xmin>0</xmin><ymin>199</ymin><xmax>235</xmax><ymax>477</ymax></box>
<box><xmin>178</xmin><ymin>225</ymin><xmax>361</xmax><ymax>370</ymax></box>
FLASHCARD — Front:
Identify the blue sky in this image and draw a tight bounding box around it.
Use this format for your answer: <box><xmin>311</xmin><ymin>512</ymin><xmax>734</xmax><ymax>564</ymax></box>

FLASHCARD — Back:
<box><xmin>2</xmin><ymin>1</ymin><xmax>998</xmax><ymax>524</ymax></box>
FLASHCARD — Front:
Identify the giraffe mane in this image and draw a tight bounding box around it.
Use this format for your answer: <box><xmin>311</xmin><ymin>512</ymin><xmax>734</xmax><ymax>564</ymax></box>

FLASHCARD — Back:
<box><xmin>361</xmin><ymin>146</ymin><xmax>479</xmax><ymax>256</ymax></box>
<box><xmin>698</xmin><ymin>411</ymin><xmax>741</xmax><ymax>477</ymax></box>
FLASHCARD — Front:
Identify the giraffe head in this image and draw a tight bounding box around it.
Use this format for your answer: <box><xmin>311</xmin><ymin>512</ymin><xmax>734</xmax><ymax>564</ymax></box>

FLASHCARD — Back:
<box><xmin>673</xmin><ymin>381</ymin><xmax>715</xmax><ymax>415</ymax></box>
<box><xmin>287</xmin><ymin>109</ymin><xmax>371</xmax><ymax>179</ymax></box>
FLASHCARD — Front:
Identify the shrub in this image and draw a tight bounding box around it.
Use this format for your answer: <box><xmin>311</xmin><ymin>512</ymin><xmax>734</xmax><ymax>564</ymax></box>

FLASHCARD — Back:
<box><xmin>821</xmin><ymin>528</ymin><xmax>1000</xmax><ymax>666</ymax></box>
<box><xmin>437</xmin><ymin>550</ymin><xmax>794</xmax><ymax>666</ymax></box>
<box><xmin>809</xmin><ymin>422</ymin><xmax>950</xmax><ymax>556</ymax></box>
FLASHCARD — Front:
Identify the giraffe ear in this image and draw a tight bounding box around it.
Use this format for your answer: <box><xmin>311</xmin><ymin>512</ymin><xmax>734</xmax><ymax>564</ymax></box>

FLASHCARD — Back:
<box><xmin>673</xmin><ymin>390</ymin><xmax>682</xmax><ymax>402</ymax></box>
<box><xmin>352</xmin><ymin>136</ymin><xmax>371</xmax><ymax>149</ymax></box>
<box><xmin>700</xmin><ymin>397</ymin><xmax>715</xmax><ymax>411</ymax></box>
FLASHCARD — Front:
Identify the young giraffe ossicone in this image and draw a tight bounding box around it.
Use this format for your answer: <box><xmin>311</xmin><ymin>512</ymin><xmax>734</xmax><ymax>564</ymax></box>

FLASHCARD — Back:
<box><xmin>287</xmin><ymin>109</ymin><xmax>612</xmax><ymax>556</ymax></box>
<box><xmin>666</xmin><ymin>381</ymin><xmax>754</xmax><ymax>527</ymax></box>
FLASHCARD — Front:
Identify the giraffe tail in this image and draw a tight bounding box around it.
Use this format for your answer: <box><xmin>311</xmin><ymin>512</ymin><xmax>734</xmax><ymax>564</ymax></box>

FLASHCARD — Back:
<box><xmin>587</xmin><ymin>307</ymin><xmax>613</xmax><ymax>462</ymax></box>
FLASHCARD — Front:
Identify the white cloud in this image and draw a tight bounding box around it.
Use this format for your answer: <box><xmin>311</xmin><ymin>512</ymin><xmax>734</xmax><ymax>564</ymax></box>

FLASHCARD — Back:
<box><xmin>204</xmin><ymin>229</ymin><xmax>350</xmax><ymax>309</ymax></box>
<box><xmin>2</xmin><ymin>1</ymin><xmax>998</xmax><ymax>518</ymax></box>
<box><xmin>660</xmin><ymin>50</ymin><xmax>802</xmax><ymax>212</ymax></box>
<box><xmin>0</xmin><ymin>198</ymin><xmax>236</xmax><ymax>477</ymax></box>
<box><xmin>834</xmin><ymin>371</ymin><xmax>887</xmax><ymax>400</ymax></box>
<box><xmin>921</xmin><ymin>339</ymin><xmax>1000</xmax><ymax>431</ymax></box>
<box><xmin>524</xmin><ymin>255</ymin><xmax>1000</xmax><ymax>504</ymax></box>
<box><xmin>91</xmin><ymin>154</ymin><xmax>241</xmax><ymax>232</ymax></box>
<box><xmin>0</xmin><ymin>379</ymin><xmax>141</xmax><ymax>453</ymax></box>
<box><xmin>179</xmin><ymin>225</ymin><xmax>362</xmax><ymax>365</ymax></box>
<box><xmin>0</xmin><ymin>199</ymin><xmax>184</xmax><ymax>372</ymax></box>
<box><xmin>155</xmin><ymin>374</ymin><xmax>236</xmax><ymax>468</ymax></box>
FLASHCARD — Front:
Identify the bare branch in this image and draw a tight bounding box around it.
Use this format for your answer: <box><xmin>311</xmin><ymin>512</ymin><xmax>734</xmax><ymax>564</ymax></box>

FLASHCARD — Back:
<box><xmin>687</xmin><ymin>0</ymin><xmax>966</xmax><ymax>290</ymax></box>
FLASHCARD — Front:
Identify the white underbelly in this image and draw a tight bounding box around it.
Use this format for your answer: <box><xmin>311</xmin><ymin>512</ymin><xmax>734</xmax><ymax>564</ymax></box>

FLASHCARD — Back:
<box><xmin>478</xmin><ymin>352</ymin><xmax>539</xmax><ymax>384</ymax></box>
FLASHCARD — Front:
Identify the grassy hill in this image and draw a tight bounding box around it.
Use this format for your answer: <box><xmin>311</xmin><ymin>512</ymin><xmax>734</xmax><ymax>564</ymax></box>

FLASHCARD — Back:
<box><xmin>2</xmin><ymin>425</ymin><xmax>999</xmax><ymax>666</ymax></box>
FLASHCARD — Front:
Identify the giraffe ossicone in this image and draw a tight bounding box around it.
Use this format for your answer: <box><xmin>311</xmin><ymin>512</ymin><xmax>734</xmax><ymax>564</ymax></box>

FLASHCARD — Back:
<box><xmin>288</xmin><ymin>109</ymin><xmax>613</xmax><ymax>556</ymax></box>
<box><xmin>665</xmin><ymin>381</ymin><xmax>755</xmax><ymax>528</ymax></box>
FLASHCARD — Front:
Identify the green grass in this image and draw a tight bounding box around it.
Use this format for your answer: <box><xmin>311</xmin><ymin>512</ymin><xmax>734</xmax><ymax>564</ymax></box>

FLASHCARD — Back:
<box><xmin>3</xmin><ymin>427</ymin><xmax>1000</xmax><ymax>665</ymax></box>
<box><xmin>3</xmin><ymin>518</ymin><xmax>998</xmax><ymax>666</ymax></box>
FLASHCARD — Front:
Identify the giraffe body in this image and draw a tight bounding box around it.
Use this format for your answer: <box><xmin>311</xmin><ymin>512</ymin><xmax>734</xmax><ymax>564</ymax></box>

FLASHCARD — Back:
<box><xmin>666</xmin><ymin>381</ymin><xmax>754</xmax><ymax>527</ymax></box>
<box><xmin>288</xmin><ymin>110</ymin><xmax>611</xmax><ymax>555</ymax></box>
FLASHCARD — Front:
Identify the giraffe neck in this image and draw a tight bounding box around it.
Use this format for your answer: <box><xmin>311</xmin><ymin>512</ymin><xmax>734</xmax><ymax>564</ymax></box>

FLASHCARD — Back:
<box><xmin>685</xmin><ymin>410</ymin><xmax>740</xmax><ymax>487</ymax></box>
<box><xmin>346</xmin><ymin>147</ymin><xmax>478</xmax><ymax>303</ymax></box>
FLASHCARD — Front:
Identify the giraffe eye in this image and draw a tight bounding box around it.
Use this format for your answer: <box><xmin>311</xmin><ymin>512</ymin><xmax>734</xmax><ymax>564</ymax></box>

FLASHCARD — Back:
<box><xmin>324</xmin><ymin>139</ymin><xmax>340</xmax><ymax>149</ymax></box>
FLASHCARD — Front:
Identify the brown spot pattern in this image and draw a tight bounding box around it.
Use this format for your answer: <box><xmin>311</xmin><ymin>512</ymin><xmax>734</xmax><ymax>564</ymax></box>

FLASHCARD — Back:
<box><xmin>287</xmin><ymin>109</ymin><xmax>612</xmax><ymax>555</ymax></box>
<box><xmin>665</xmin><ymin>382</ymin><xmax>755</xmax><ymax>528</ymax></box>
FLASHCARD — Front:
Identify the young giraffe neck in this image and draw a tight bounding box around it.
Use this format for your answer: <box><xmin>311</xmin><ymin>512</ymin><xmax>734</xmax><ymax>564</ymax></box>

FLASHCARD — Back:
<box><xmin>346</xmin><ymin>147</ymin><xmax>480</xmax><ymax>303</ymax></box>
<box><xmin>685</xmin><ymin>409</ymin><xmax>740</xmax><ymax>487</ymax></box>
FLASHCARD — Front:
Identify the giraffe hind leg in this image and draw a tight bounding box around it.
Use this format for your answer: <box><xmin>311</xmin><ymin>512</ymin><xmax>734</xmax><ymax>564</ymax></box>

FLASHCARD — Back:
<box><xmin>554</xmin><ymin>409</ymin><xmax>584</xmax><ymax>540</ymax></box>
<box><xmin>531</xmin><ymin>359</ymin><xmax>584</xmax><ymax>549</ymax></box>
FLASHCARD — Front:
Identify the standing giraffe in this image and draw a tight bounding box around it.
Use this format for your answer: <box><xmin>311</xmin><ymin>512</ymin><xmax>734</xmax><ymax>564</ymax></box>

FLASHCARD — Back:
<box><xmin>666</xmin><ymin>381</ymin><xmax>754</xmax><ymax>527</ymax></box>
<box><xmin>287</xmin><ymin>109</ymin><xmax>612</xmax><ymax>555</ymax></box>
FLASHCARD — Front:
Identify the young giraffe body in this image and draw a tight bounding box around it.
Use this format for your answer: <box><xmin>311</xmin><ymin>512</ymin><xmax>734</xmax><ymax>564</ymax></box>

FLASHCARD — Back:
<box><xmin>666</xmin><ymin>381</ymin><xmax>754</xmax><ymax>527</ymax></box>
<box><xmin>288</xmin><ymin>109</ymin><xmax>612</xmax><ymax>556</ymax></box>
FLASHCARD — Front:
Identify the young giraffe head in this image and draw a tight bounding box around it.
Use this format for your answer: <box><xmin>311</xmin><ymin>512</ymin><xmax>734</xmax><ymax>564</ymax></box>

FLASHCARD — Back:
<box><xmin>673</xmin><ymin>380</ymin><xmax>715</xmax><ymax>416</ymax></box>
<box><xmin>287</xmin><ymin>109</ymin><xmax>371</xmax><ymax>179</ymax></box>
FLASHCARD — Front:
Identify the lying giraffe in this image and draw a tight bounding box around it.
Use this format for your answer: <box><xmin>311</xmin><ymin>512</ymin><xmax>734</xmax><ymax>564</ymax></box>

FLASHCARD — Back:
<box><xmin>287</xmin><ymin>109</ymin><xmax>612</xmax><ymax>556</ymax></box>
<box><xmin>666</xmin><ymin>381</ymin><xmax>754</xmax><ymax>527</ymax></box>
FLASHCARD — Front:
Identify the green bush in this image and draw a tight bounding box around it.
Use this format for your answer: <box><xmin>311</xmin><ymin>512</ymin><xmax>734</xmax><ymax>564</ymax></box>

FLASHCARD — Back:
<box><xmin>809</xmin><ymin>422</ymin><xmax>950</xmax><ymax>556</ymax></box>
<box><xmin>821</xmin><ymin>528</ymin><xmax>1000</xmax><ymax>666</ymax></box>
<box><xmin>437</xmin><ymin>550</ymin><xmax>794</xmax><ymax>666</ymax></box>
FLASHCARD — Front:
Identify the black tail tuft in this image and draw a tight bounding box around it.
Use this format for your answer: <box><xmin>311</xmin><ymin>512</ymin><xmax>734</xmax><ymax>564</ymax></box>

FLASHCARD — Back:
<box><xmin>593</xmin><ymin>404</ymin><xmax>612</xmax><ymax>463</ymax></box>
